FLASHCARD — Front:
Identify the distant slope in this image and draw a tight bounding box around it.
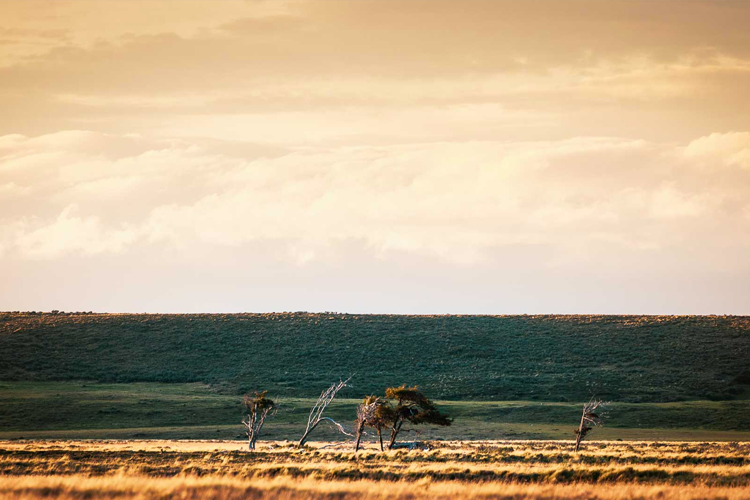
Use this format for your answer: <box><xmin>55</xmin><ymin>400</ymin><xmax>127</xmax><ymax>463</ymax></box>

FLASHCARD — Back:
<box><xmin>1</xmin><ymin>313</ymin><xmax>748</xmax><ymax>402</ymax></box>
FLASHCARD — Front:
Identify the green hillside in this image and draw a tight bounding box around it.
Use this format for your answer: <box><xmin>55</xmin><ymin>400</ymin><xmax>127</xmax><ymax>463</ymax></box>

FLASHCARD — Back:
<box><xmin>1</xmin><ymin>313</ymin><xmax>748</xmax><ymax>403</ymax></box>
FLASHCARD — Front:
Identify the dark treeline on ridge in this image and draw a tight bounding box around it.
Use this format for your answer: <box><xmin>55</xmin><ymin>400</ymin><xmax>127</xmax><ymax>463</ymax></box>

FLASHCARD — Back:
<box><xmin>1</xmin><ymin>313</ymin><xmax>748</xmax><ymax>403</ymax></box>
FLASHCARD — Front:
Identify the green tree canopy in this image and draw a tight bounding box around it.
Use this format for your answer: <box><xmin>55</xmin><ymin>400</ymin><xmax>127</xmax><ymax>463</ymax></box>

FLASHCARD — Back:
<box><xmin>384</xmin><ymin>384</ymin><xmax>451</xmax><ymax>448</ymax></box>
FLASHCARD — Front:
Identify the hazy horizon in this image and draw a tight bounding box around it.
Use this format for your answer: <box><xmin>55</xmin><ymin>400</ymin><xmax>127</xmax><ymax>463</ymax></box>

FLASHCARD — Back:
<box><xmin>1</xmin><ymin>0</ymin><xmax>749</xmax><ymax>314</ymax></box>
<box><xmin>4</xmin><ymin>311</ymin><xmax>749</xmax><ymax>317</ymax></box>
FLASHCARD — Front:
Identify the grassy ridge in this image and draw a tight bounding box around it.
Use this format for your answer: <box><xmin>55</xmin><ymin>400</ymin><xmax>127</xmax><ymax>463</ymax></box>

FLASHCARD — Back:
<box><xmin>1</xmin><ymin>313</ymin><xmax>749</xmax><ymax>402</ymax></box>
<box><xmin>2</xmin><ymin>312</ymin><xmax>750</xmax><ymax>402</ymax></box>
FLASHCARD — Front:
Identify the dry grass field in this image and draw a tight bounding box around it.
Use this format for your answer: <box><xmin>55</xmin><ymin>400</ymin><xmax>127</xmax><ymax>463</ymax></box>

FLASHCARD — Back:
<box><xmin>1</xmin><ymin>440</ymin><xmax>749</xmax><ymax>499</ymax></box>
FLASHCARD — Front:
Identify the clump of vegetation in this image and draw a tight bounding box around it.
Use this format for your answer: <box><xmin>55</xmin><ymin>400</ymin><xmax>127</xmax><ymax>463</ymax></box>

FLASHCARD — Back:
<box><xmin>382</xmin><ymin>385</ymin><xmax>452</xmax><ymax>449</ymax></box>
<box><xmin>241</xmin><ymin>390</ymin><xmax>277</xmax><ymax>450</ymax></box>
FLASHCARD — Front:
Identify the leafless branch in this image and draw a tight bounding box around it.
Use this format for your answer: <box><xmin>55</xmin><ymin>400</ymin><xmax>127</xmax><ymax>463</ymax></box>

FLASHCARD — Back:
<box><xmin>319</xmin><ymin>416</ymin><xmax>354</xmax><ymax>436</ymax></box>
<box><xmin>297</xmin><ymin>377</ymin><xmax>351</xmax><ymax>447</ymax></box>
<box><xmin>574</xmin><ymin>398</ymin><xmax>609</xmax><ymax>453</ymax></box>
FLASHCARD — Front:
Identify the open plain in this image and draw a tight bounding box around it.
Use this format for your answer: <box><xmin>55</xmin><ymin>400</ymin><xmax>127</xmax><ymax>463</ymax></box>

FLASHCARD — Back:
<box><xmin>1</xmin><ymin>440</ymin><xmax>749</xmax><ymax>499</ymax></box>
<box><xmin>2</xmin><ymin>314</ymin><xmax>749</xmax><ymax>498</ymax></box>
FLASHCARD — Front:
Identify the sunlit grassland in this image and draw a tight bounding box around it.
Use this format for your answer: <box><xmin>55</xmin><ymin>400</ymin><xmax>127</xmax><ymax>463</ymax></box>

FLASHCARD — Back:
<box><xmin>3</xmin><ymin>475</ymin><xmax>749</xmax><ymax>500</ymax></box>
<box><xmin>1</xmin><ymin>441</ymin><xmax>749</xmax><ymax>499</ymax></box>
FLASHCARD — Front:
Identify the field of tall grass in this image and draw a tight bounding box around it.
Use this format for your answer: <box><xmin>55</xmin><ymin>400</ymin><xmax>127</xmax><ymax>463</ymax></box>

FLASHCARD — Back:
<box><xmin>3</xmin><ymin>475</ymin><xmax>749</xmax><ymax>500</ymax></box>
<box><xmin>1</xmin><ymin>440</ymin><xmax>749</xmax><ymax>499</ymax></box>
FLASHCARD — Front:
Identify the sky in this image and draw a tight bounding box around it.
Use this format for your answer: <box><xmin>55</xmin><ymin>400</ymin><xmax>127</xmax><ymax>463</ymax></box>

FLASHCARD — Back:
<box><xmin>1</xmin><ymin>0</ymin><xmax>749</xmax><ymax>314</ymax></box>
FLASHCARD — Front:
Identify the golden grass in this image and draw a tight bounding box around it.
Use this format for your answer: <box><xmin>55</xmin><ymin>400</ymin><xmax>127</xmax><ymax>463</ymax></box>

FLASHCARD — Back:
<box><xmin>1</xmin><ymin>440</ymin><xmax>749</xmax><ymax>499</ymax></box>
<box><xmin>1</xmin><ymin>475</ymin><xmax>749</xmax><ymax>500</ymax></box>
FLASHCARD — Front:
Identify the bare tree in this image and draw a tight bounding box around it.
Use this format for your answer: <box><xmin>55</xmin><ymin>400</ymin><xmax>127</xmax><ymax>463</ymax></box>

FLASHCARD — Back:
<box><xmin>297</xmin><ymin>377</ymin><xmax>351</xmax><ymax>447</ymax></box>
<box><xmin>574</xmin><ymin>398</ymin><xmax>607</xmax><ymax>452</ymax></box>
<box><xmin>241</xmin><ymin>391</ymin><xmax>278</xmax><ymax>450</ymax></box>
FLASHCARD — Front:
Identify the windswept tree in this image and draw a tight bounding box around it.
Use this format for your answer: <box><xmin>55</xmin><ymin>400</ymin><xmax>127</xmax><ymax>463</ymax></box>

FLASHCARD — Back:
<box><xmin>241</xmin><ymin>391</ymin><xmax>278</xmax><ymax>450</ymax></box>
<box><xmin>384</xmin><ymin>385</ymin><xmax>451</xmax><ymax>449</ymax></box>
<box><xmin>354</xmin><ymin>395</ymin><xmax>390</xmax><ymax>452</ymax></box>
<box><xmin>298</xmin><ymin>378</ymin><xmax>351</xmax><ymax>447</ymax></box>
<box><xmin>574</xmin><ymin>398</ymin><xmax>608</xmax><ymax>452</ymax></box>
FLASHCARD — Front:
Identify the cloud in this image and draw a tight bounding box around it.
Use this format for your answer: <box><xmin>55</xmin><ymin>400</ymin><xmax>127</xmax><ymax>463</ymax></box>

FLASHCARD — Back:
<box><xmin>1</xmin><ymin>131</ymin><xmax>748</xmax><ymax>268</ymax></box>
<box><xmin>2</xmin><ymin>1</ymin><xmax>750</xmax><ymax>143</ymax></box>
<box><xmin>0</xmin><ymin>181</ymin><xmax>29</xmax><ymax>198</ymax></box>
<box><xmin>13</xmin><ymin>205</ymin><xmax>137</xmax><ymax>259</ymax></box>
<box><xmin>683</xmin><ymin>132</ymin><xmax>750</xmax><ymax>170</ymax></box>
<box><xmin>649</xmin><ymin>185</ymin><xmax>711</xmax><ymax>219</ymax></box>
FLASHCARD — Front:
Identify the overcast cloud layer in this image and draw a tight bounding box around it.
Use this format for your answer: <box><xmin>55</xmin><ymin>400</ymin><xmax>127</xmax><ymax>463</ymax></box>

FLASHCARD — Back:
<box><xmin>1</xmin><ymin>0</ymin><xmax>749</xmax><ymax>313</ymax></box>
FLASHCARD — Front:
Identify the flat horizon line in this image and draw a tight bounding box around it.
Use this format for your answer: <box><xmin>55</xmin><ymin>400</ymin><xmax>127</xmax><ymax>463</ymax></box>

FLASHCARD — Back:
<box><xmin>2</xmin><ymin>311</ymin><xmax>748</xmax><ymax>318</ymax></box>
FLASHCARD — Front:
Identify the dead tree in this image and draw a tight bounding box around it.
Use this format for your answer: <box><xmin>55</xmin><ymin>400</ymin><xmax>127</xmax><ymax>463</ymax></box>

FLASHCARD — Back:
<box><xmin>297</xmin><ymin>378</ymin><xmax>351</xmax><ymax>447</ymax></box>
<box><xmin>354</xmin><ymin>395</ymin><xmax>387</xmax><ymax>452</ymax></box>
<box><xmin>241</xmin><ymin>391</ymin><xmax>278</xmax><ymax>450</ymax></box>
<box><xmin>574</xmin><ymin>398</ymin><xmax>607</xmax><ymax>452</ymax></box>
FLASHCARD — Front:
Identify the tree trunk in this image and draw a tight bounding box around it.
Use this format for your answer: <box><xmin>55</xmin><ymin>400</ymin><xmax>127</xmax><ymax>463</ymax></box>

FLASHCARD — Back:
<box><xmin>574</xmin><ymin>410</ymin><xmax>586</xmax><ymax>453</ymax></box>
<box><xmin>297</xmin><ymin>420</ymin><xmax>320</xmax><ymax>448</ymax></box>
<box><xmin>355</xmin><ymin>431</ymin><xmax>363</xmax><ymax>452</ymax></box>
<box><xmin>377</xmin><ymin>428</ymin><xmax>383</xmax><ymax>451</ymax></box>
<box><xmin>354</xmin><ymin>421</ymin><xmax>365</xmax><ymax>452</ymax></box>
<box><xmin>388</xmin><ymin>420</ymin><xmax>403</xmax><ymax>450</ymax></box>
